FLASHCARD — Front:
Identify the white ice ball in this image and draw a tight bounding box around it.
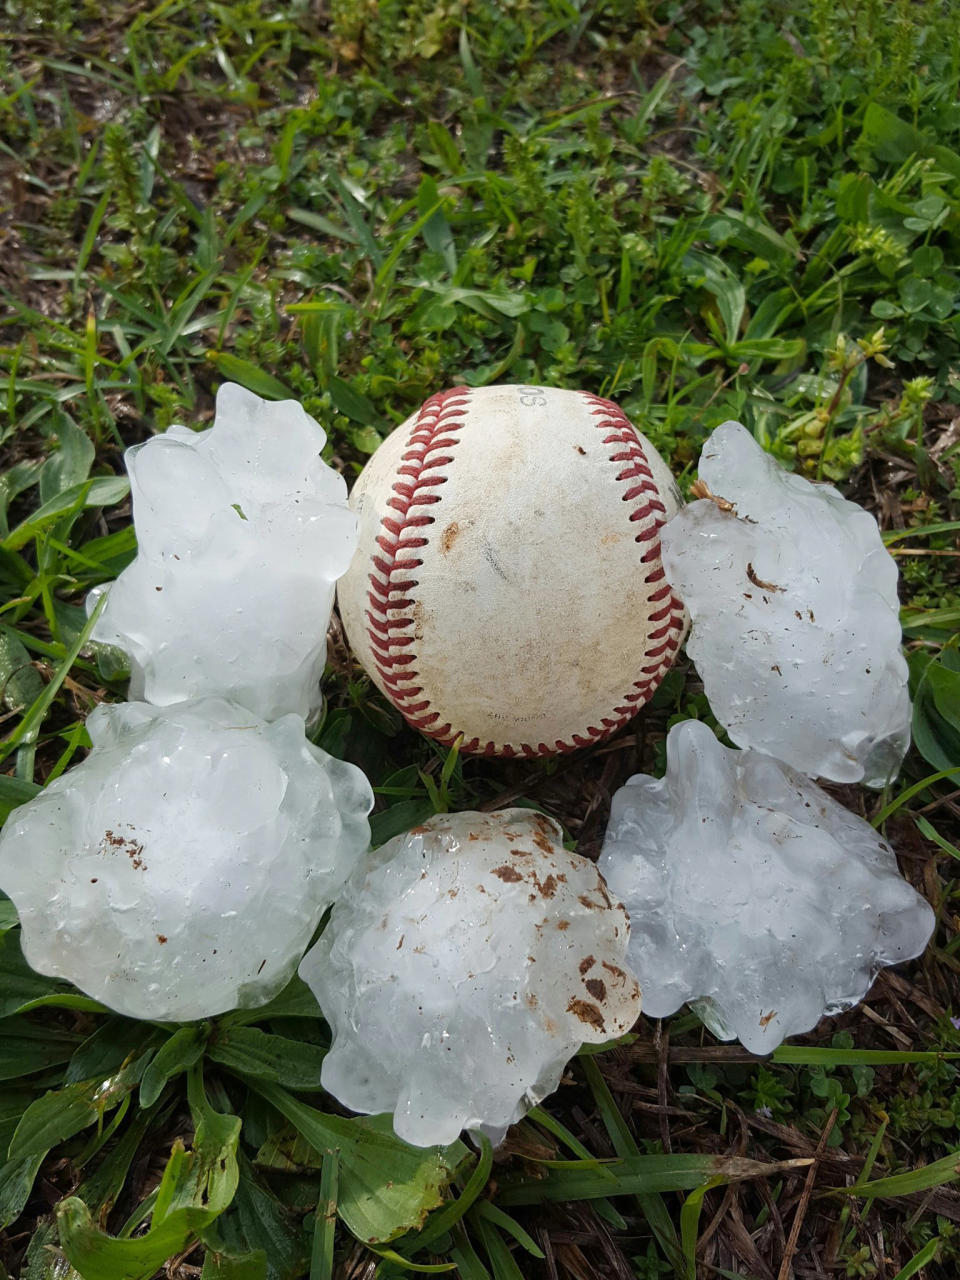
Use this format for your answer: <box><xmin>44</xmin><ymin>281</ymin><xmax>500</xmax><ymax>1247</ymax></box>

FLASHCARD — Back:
<box><xmin>599</xmin><ymin>720</ymin><xmax>934</xmax><ymax>1054</ymax></box>
<box><xmin>0</xmin><ymin>698</ymin><xmax>373</xmax><ymax>1021</ymax></box>
<box><xmin>89</xmin><ymin>383</ymin><xmax>357</xmax><ymax>722</ymax></box>
<box><xmin>660</xmin><ymin>420</ymin><xmax>910</xmax><ymax>786</ymax></box>
<box><xmin>299</xmin><ymin>809</ymin><xmax>642</xmax><ymax>1147</ymax></box>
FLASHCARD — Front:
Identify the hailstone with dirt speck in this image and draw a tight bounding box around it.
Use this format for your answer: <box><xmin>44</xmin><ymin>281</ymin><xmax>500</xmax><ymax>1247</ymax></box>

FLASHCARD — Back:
<box><xmin>599</xmin><ymin>719</ymin><xmax>934</xmax><ymax>1054</ymax></box>
<box><xmin>660</xmin><ymin>420</ymin><xmax>910</xmax><ymax>786</ymax></box>
<box><xmin>88</xmin><ymin>383</ymin><xmax>357</xmax><ymax>722</ymax></box>
<box><xmin>299</xmin><ymin>809</ymin><xmax>642</xmax><ymax>1147</ymax></box>
<box><xmin>0</xmin><ymin>697</ymin><xmax>373</xmax><ymax>1021</ymax></box>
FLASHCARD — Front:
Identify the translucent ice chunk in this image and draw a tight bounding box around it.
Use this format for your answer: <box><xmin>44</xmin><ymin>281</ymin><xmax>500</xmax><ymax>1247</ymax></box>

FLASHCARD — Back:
<box><xmin>88</xmin><ymin>383</ymin><xmax>357</xmax><ymax>722</ymax></box>
<box><xmin>0</xmin><ymin>698</ymin><xmax>373</xmax><ymax>1021</ymax></box>
<box><xmin>660</xmin><ymin>420</ymin><xmax>910</xmax><ymax>785</ymax></box>
<box><xmin>598</xmin><ymin>720</ymin><xmax>934</xmax><ymax>1054</ymax></box>
<box><xmin>299</xmin><ymin>809</ymin><xmax>642</xmax><ymax>1147</ymax></box>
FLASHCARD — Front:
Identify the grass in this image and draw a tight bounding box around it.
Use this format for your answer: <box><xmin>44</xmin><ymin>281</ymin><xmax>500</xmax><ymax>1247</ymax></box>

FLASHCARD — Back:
<box><xmin>2</xmin><ymin>0</ymin><xmax>960</xmax><ymax>1274</ymax></box>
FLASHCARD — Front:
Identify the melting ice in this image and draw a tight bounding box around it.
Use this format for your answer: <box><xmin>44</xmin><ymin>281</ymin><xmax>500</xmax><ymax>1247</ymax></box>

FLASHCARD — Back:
<box><xmin>660</xmin><ymin>421</ymin><xmax>910</xmax><ymax>786</ymax></box>
<box><xmin>300</xmin><ymin>809</ymin><xmax>642</xmax><ymax>1147</ymax></box>
<box><xmin>599</xmin><ymin>720</ymin><xmax>934</xmax><ymax>1053</ymax></box>
<box><xmin>0</xmin><ymin>698</ymin><xmax>372</xmax><ymax>1021</ymax></box>
<box><xmin>89</xmin><ymin>383</ymin><xmax>357</xmax><ymax>722</ymax></box>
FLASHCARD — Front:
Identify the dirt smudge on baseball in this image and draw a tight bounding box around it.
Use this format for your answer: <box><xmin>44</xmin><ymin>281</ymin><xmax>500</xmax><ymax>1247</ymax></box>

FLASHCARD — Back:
<box><xmin>440</xmin><ymin>521</ymin><xmax>461</xmax><ymax>554</ymax></box>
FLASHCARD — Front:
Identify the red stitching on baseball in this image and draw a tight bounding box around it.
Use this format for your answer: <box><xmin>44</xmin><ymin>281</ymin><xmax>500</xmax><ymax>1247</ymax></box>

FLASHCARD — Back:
<box><xmin>363</xmin><ymin>388</ymin><xmax>686</xmax><ymax>755</ymax></box>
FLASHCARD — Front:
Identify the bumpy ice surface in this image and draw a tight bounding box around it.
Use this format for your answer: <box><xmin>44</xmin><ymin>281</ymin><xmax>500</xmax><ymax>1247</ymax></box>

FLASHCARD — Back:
<box><xmin>599</xmin><ymin>720</ymin><xmax>934</xmax><ymax>1053</ymax></box>
<box><xmin>89</xmin><ymin>383</ymin><xmax>357</xmax><ymax>722</ymax></box>
<box><xmin>660</xmin><ymin>420</ymin><xmax>910</xmax><ymax>785</ymax></box>
<box><xmin>300</xmin><ymin>809</ymin><xmax>642</xmax><ymax>1147</ymax></box>
<box><xmin>0</xmin><ymin>698</ymin><xmax>372</xmax><ymax>1021</ymax></box>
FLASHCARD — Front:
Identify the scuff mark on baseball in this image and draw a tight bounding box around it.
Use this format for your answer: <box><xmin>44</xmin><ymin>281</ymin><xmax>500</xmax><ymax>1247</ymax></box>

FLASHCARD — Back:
<box><xmin>336</xmin><ymin>383</ymin><xmax>688</xmax><ymax>757</ymax></box>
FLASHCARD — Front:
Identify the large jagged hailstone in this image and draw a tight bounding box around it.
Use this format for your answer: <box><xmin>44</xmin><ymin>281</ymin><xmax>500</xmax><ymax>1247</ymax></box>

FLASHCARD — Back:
<box><xmin>660</xmin><ymin>420</ymin><xmax>910</xmax><ymax>785</ymax></box>
<box><xmin>88</xmin><ymin>383</ymin><xmax>357</xmax><ymax>721</ymax></box>
<box><xmin>0</xmin><ymin>698</ymin><xmax>373</xmax><ymax>1021</ymax></box>
<box><xmin>299</xmin><ymin>809</ymin><xmax>642</xmax><ymax>1147</ymax></box>
<box><xmin>599</xmin><ymin>720</ymin><xmax>934</xmax><ymax>1053</ymax></box>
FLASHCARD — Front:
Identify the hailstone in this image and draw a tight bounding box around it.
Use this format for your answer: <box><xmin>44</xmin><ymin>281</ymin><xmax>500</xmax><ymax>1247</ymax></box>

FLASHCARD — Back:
<box><xmin>660</xmin><ymin>420</ymin><xmax>910</xmax><ymax>786</ymax></box>
<box><xmin>88</xmin><ymin>383</ymin><xmax>357</xmax><ymax>722</ymax></box>
<box><xmin>299</xmin><ymin>809</ymin><xmax>642</xmax><ymax>1147</ymax></box>
<box><xmin>599</xmin><ymin>720</ymin><xmax>934</xmax><ymax>1054</ymax></box>
<box><xmin>0</xmin><ymin>698</ymin><xmax>373</xmax><ymax>1021</ymax></box>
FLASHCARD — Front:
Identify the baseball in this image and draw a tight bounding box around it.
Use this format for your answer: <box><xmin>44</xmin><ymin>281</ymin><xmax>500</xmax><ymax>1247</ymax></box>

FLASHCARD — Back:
<box><xmin>336</xmin><ymin>384</ymin><xmax>687</xmax><ymax>757</ymax></box>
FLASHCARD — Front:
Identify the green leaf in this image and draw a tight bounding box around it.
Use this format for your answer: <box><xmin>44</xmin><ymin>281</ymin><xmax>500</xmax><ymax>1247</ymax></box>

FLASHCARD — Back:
<box><xmin>244</xmin><ymin>1080</ymin><xmax>468</xmax><ymax>1244</ymax></box>
<box><xmin>0</xmin><ymin>1021</ymin><xmax>81</xmax><ymax>1081</ymax></box>
<box><xmin>0</xmin><ymin>593</ymin><xmax>110</xmax><ymax>769</ymax></box>
<box><xmin>469</xmin><ymin>1203</ymin><xmax>543</xmax><ymax>1259</ymax></box>
<box><xmin>21</xmin><ymin>1214</ymin><xmax>82</xmax><ymax>1279</ymax></box>
<box><xmin>74</xmin><ymin>1094</ymin><xmax>172</xmax><ymax>1215</ymax></box>
<box><xmin>140</xmin><ymin>1025</ymin><xmax>208</xmax><ymax>1107</ymax></box>
<box><xmin>0</xmin><ymin>775</ymin><xmax>41</xmax><ymax>824</ymax></box>
<box><xmin>860</xmin><ymin>103</ymin><xmax>960</xmax><ymax>179</ymax></box>
<box><xmin>579</xmin><ymin>1055</ymin><xmax>680</xmax><ymax>1266</ymax></box>
<box><xmin>680</xmin><ymin>1178</ymin><xmax>723</xmax><ymax>1279</ymax></box>
<box><xmin>0</xmin><ymin>930</ymin><xmax>62</xmax><ymax>1018</ymax></box>
<box><xmin>0</xmin><ymin>460</ymin><xmax>42</xmax><ymax>541</ymax></box>
<box><xmin>201</xmin><ymin>1248</ymin><xmax>268</xmax><ymax>1280</ymax></box>
<box><xmin>0</xmin><ymin>894</ymin><xmax>17</xmax><ymax>932</ymax></box>
<box><xmin>496</xmin><ymin>1153</ymin><xmax>812</xmax><ymax>1205</ymax></box>
<box><xmin>370</xmin><ymin>1248</ymin><xmax>456</xmax><ymax>1273</ymax></box>
<box><xmin>418</xmin><ymin>175</ymin><xmax>457</xmax><ymax>275</ymax></box>
<box><xmin>473</xmin><ymin>1217</ymin><xmax>526</xmax><ymax>1280</ymax></box>
<box><xmin>702</xmin><ymin>208</ymin><xmax>798</xmax><ymax>270</ymax></box>
<box><xmin>0</xmin><ymin>1152</ymin><xmax>45</xmax><ymax>1229</ymax></box>
<box><xmin>57</xmin><ymin>1076</ymin><xmax>241</xmax><ymax>1280</ymax></box>
<box><xmin>685</xmin><ymin>249</ymin><xmax>745</xmax><ymax>345</ymax></box>
<box><xmin>38</xmin><ymin>415</ymin><xmax>95</xmax><ymax>504</ymax></box>
<box><xmin>217</xmin><ymin>1156</ymin><xmax>310</xmax><ymax>1280</ymax></box>
<box><xmin>220</xmin><ymin>974</ymin><xmax>322</xmax><ymax>1025</ymax></box>
<box><xmin>66</xmin><ymin>1018</ymin><xmax>157</xmax><ymax>1086</ymax></box>
<box><xmin>0</xmin><ymin>631</ymin><xmax>44</xmax><ymax>712</ymax></box>
<box><xmin>371</xmin><ymin>798</ymin><xmax>435</xmax><ymax>847</ymax></box>
<box><xmin>327</xmin><ymin>375</ymin><xmax>381</xmax><ymax>427</ymax></box>
<box><xmin>206</xmin><ymin>354</ymin><xmax>294</xmax><ymax>401</ymax></box>
<box><xmin>915</xmin><ymin>813</ymin><xmax>960</xmax><ymax>861</ymax></box>
<box><xmin>925</xmin><ymin>659</ymin><xmax>960</xmax><ymax>734</ymax></box>
<box><xmin>417</xmin><ymin>1134</ymin><xmax>492</xmax><ymax>1246</ymax></box>
<box><xmin>208</xmin><ymin>1026</ymin><xmax>326</xmax><ymax>1090</ymax></box>
<box><xmin>0</xmin><ymin>1078</ymin><xmax>110</xmax><ymax>1225</ymax></box>
<box><xmin>449</xmin><ymin>1223</ymin><xmax>490</xmax><ymax>1280</ymax></box>
<box><xmin>9</xmin><ymin>1079</ymin><xmax>104</xmax><ymax>1162</ymax></box>
<box><xmin>902</xmin><ymin>605</ymin><xmax>960</xmax><ymax>635</ymax></box>
<box><xmin>325</xmin><ymin>172</ymin><xmax>384</xmax><ymax>268</ymax></box>
<box><xmin>58</xmin><ymin>1177</ymin><xmax>204</xmax><ymax>1280</ymax></box>
<box><xmin>840</xmin><ymin>1148</ymin><xmax>960</xmax><ymax>1198</ymax></box>
<box><xmin>0</xmin><ymin>929</ymin><xmax>105</xmax><ymax>1019</ymax></box>
<box><xmin>873</xmin><ymin>765</ymin><xmax>960</xmax><ymax>827</ymax></box>
<box><xmin>772</xmin><ymin>1045</ymin><xmax>960</xmax><ymax>1066</ymax></box>
<box><xmin>3</xmin><ymin>477</ymin><xmax>129</xmax><ymax>552</ymax></box>
<box><xmin>286</xmin><ymin>207</ymin><xmax>360</xmax><ymax>245</ymax></box>
<box><xmin>72</xmin><ymin>524</ymin><xmax>138</xmax><ymax>580</ymax></box>
<box><xmin>891</xmin><ymin>1239</ymin><xmax>941</xmax><ymax>1279</ymax></box>
<box><xmin>309</xmin><ymin>1153</ymin><xmax>338</xmax><ymax>1280</ymax></box>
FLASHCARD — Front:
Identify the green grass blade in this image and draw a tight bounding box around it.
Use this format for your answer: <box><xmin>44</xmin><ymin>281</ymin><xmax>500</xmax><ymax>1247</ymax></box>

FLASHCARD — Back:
<box><xmin>0</xmin><ymin>593</ymin><xmax>106</xmax><ymax>767</ymax></box>
<box><xmin>309</xmin><ymin>1152</ymin><xmax>338</xmax><ymax>1280</ymax></box>
<box><xmin>892</xmin><ymin>1238</ymin><xmax>941</xmax><ymax>1278</ymax></box>
<box><xmin>580</xmin><ymin>1056</ymin><xmax>681</xmax><ymax>1268</ymax></box>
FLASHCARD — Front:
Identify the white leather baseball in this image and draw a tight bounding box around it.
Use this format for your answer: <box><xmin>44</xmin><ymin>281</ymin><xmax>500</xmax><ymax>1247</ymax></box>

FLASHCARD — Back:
<box><xmin>336</xmin><ymin>384</ymin><xmax>687</xmax><ymax>757</ymax></box>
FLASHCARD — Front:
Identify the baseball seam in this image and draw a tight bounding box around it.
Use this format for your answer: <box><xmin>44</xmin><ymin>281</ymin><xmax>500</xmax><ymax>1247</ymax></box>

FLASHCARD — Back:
<box><xmin>364</xmin><ymin>387</ymin><xmax>686</xmax><ymax>756</ymax></box>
